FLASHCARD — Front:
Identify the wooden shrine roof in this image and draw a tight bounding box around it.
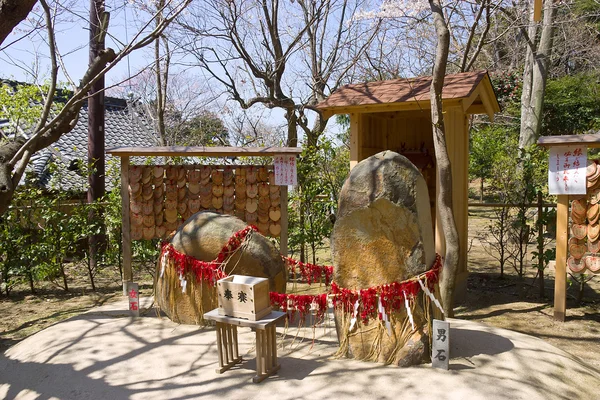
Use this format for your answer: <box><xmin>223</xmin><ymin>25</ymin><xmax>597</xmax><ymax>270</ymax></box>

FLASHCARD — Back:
<box><xmin>538</xmin><ymin>134</ymin><xmax>600</xmax><ymax>148</ymax></box>
<box><xmin>316</xmin><ymin>70</ymin><xmax>500</xmax><ymax>120</ymax></box>
<box><xmin>106</xmin><ymin>146</ymin><xmax>303</xmax><ymax>157</ymax></box>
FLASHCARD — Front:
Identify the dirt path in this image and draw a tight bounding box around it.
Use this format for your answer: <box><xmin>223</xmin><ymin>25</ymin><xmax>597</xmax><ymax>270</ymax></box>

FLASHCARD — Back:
<box><xmin>460</xmin><ymin>208</ymin><xmax>600</xmax><ymax>369</ymax></box>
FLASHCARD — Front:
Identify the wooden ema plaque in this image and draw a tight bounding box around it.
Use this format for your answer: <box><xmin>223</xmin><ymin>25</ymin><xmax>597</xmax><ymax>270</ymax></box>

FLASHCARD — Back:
<box><xmin>128</xmin><ymin>165</ymin><xmax>283</xmax><ymax>240</ymax></box>
<box><xmin>217</xmin><ymin>275</ymin><xmax>272</xmax><ymax>321</ymax></box>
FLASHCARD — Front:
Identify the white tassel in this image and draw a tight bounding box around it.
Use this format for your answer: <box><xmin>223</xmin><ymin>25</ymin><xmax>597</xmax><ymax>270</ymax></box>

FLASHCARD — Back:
<box><xmin>404</xmin><ymin>291</ymin><xmax>415</xmax><ymax>331</ymax></box>
<box><xmin>378</xmin><ymin>296</ymin><xmax>392</xmax><ymax>335</ymax></box>
<box><xmin>178</xmin><ymin>272</ymin><xmax>187</xmax><ymax>294</ymax></box>
<box><xmin>349</xmin><ymin>298</ymin><xmax>360</xmax><ymax>332</ymax></box>
<box><xmin>418</xmin><ymin>278</ymin><xmax>444</xmax><ymax>314</ymax></box>
<box><xmin>160</xmin><ymin>252</ymin><xmax>167</xmax><ymax>278</ymax></box>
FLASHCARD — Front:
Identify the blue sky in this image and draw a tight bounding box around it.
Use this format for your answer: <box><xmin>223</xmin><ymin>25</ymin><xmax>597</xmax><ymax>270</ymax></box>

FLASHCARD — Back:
<box><xmin>0</xmin><ymin>1</ymin><xmax>341</xmax><ymax>143</ymax></box>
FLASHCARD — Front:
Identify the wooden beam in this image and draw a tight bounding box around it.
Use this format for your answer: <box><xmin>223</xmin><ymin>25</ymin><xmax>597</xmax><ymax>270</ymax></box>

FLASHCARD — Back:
<box><xmin>349</xmin><ymin>113</ymin><xmax>362</xmax><ymax>169</ymax></box>
<box><xmin>317</xmin><ymin>99</ymin><xmax>464</xmax><ymax>118</ymax></box>
<box><xmin>534</xmin><ymin>0</ymin><xmax>542</xmax><ymax>22</ymax></box>
<box><xmin>120</xmin><ymin>156</ymin><xmax>132</xmax><ymax>295</ymax></box>
<box><xmin>461</xmin><ymin>87</ymin><xmax>480</xmax><ymax>113</ymax></box>
<box><xmin>321</xmin><ymin>110</ymin><xmax>334</xmax><ymax>120</ymax></box>
<box><xmin>554</xmin><ymin>194</ymin><xmax>568</xmax><ymax>321</ymax></box>
<box><xmin>538</xmin><ymin>134</ymin><xmax>600</xmax><ymax>148</ymax></box>
<box><xmin>279</xmin><ymin>186</ymin><xmax>288</xmax><ymax>257</ymax></box>
<box><xmin>464</xmin><ymin>104</ymin><xmax>487</xmax><ymax>115</ymax></box>
<box><xmin>106</xmin><ymin>146</ymin><xmax>303</xmax><ymax>157</ymax></box>
<box><xmin>477</xmin><ymin>83</ymin><xmax>496</xmax><ymax>122</ymax></box>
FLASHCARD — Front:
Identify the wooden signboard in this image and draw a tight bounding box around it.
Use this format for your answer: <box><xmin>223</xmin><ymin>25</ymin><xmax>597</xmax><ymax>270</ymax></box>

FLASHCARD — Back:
<box><xmin>432</xmin><ymin>319</ymin><xmax>450</xmax><ymax>370</ymax></box>
<box><xmin>106</xmin><ymin>146</ymin><xmax>302</xmax><ymax>297</ymax></box>
<box><xmin>128</xmin><ymin>282</ymin><xmax>140</xmax><ymax>317</ymax></box>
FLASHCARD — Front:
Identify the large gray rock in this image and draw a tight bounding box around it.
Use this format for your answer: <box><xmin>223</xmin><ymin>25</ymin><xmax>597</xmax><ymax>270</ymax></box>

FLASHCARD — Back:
<box><xmin>155</xmin><ymin>211</ymin><xmax>286</xmax><ymax>325</ymax></box>
<box><xmin>331</xmin><ymin>150</ymin><xmax>436</xmax><ymax>365</ymax></box>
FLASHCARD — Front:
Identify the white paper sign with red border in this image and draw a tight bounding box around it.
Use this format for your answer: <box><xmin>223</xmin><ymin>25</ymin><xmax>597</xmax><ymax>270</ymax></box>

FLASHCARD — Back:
<box><xmin>549</xmin><ymin>146</ymin><xmax>587</xmax><ymax>195</ymax></box>
<box><xmin>274</xmin><ymin>154</ymin><xmax>297</xmax><ymax>186</ymax></box>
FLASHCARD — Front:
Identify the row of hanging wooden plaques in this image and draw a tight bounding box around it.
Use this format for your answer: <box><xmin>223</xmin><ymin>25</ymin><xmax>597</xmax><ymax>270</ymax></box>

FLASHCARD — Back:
<box><xmin>128</xmin><ymin>165</ymin><xmax>282</xmax><ymax>240</ymax></box>
<box><xmin>567</xmin><ymin>159</ymin><xmax>600</xmax><ymax>274</ymax></box>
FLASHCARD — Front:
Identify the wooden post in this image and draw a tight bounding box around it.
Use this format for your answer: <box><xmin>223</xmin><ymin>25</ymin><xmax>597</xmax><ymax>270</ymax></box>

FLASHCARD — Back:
<box><xmin>554</xmin><ymin>194</ymin><xmax>568</xmax><ymax>321</ymax></box>
<box><xmin>120</xmin><ymin>156</ymin><xmax>132</xmax><ymax>295</ymax></box>
<box><xmin>255</xmin><ymin>329</ymin><xmax>264</xmax><ymax>376</ymax></box>
<box><xmin>537</xmin><ymin>190</ymin><xmax>545</xmax><ymax>299</ymax></box>
<box><xmin>279</xmin><ymin>185</ymin><xmax>288</xmax><ymax>256</ymax></box>
<box><xmin>349</xmin><ymin>113</ymin><xmax>362</xmax><ymax>170</ymax></box>
<box><xmin>533</xmin><ymin>0</ymin><xmax>542</xmax><ymax>22</ymax></box>
<box><xmin>215</xmin><ymin>323</ymin><xmax>224</xmax><ymax>369</ymax></box>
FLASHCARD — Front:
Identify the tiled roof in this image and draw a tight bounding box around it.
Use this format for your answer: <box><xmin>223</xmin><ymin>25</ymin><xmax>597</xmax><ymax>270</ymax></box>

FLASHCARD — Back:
<box><xmin>30</xmin><ymin>97</ymin><xmax>159</xmax><ymax>192</ymax></box>
<box><xmin>317</xmin><ymin>70</ymin><xmax>490</xmax><ymax>109</ymax></box>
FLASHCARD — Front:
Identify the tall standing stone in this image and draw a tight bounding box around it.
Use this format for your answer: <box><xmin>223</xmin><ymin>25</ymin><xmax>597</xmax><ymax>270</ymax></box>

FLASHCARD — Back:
<box><xmin>331</xmin><ymin>150</ymin><xmax>436</xmax><ymax>366</ymax></box>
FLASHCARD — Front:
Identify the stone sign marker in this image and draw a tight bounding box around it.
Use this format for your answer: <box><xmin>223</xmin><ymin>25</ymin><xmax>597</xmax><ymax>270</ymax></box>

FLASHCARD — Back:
<box><xmin>128</xmin><ymin>282</ymin><xmax>140</xmax><ymax>317</ymax></box>
<box><xmin>432</xmin><ymin>319</ymin><xmax>449</xmax><ymax>370</ymax></box>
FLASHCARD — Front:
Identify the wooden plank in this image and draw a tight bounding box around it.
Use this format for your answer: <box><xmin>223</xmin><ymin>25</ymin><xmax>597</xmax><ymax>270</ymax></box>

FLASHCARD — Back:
<box><xmin>270</xmin><ymin>325</ymin><xmax>277</xmax><ymax>367</ymax></box>
<box><xmin>256</xmin><ymin>329</ymin><xmax>264</xmax><ymax>376</ymax></box>
<box><xmin>106</xmin><ymin>146</ymin><xmax>303</xmax><ymax>157</ymax></box>
<box><xmin>226</xmin><ymin>325</ymin><xmax>233</xmax><ymax>363</ymax></box>
<box><xmin>120</xmin><ymin>156</ymin><xmax>132</xmax><ymax>295</ymax></box>
<box><xmin>534</xmin><ymin>0</ymin><xmax>542</xmax><ymax>22</ymax></box>
<box><xmin>232</xmin><ymin>325</ymin><xmax>239</xmax><ymax>359</ymax></box>
<box><xmin>279</xmin><ymin>186</ymin><xmax>289</xmax><ymax>256</ymax></box>
<box><xmin>204</xmin><ymin>309</ymin><xmax>286</xmax><ymax>330</ymax></box>
<box><xmin>554</xmin><ymin>195</ymin><xmax>568</xmax><ymax>322</ymax></box>
<box><xmin>215</xmin><ymin>322</ymin><xmax>224</xmax><ymax>369</ymax></box>
<box><xmin>538</xmin><ymin>134</ymin><xmax>600</xmax><ymax>148</ymax></box>
<box><xmin>350</xmin><ymin>113</ymin><xmax>360</xmax><ymax>169</ymax></box>
<box><xmin>266</xmin><ymin>327</ymin><xmax>273</xmax><ymax>370</ymax></box>
<box><xmin>461</xmin><ymin>86</ymin><xmax>480</xmax><ymax>113</ymax></box>
<box><xmin>318</xmin><ymin>98</ymin><xmax>465</xmax><ymax>118</ymax></box>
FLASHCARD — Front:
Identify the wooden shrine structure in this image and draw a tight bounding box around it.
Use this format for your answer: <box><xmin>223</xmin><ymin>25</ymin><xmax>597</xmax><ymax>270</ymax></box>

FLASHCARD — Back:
<box><xmin>538</xmin><ymin>133</ymin><xmax>600</xmax><ymax>321</ymax></box>
<box><xmin>106</xmin><ymin>146</ymin><xmax>302</xmax><ymax>294</ymax></box>
<box><xmin>316</xmin><ymin>70</ymin><xmax>500</xmax><ymax>300</ymax></box>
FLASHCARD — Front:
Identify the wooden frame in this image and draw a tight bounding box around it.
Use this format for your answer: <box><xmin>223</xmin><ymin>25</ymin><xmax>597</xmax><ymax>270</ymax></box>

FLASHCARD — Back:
<box><xmin>107</xmin><ymin>146</ymin><xmax>302</xmax><ymax>295</ymax></box>
<box><xmin>204</xmin><ymin>308</ymin><xmax>286</xmax><ymax>383</ymax></box>
<box><xmin>316</xmin><ymin>73</ymin><xmax>500</xmax><ymax>302</ymax></box>
<box><xmin>538</xmin><ymin>133</ymin><xmax>600</xmax><ymax>321</ymax></box>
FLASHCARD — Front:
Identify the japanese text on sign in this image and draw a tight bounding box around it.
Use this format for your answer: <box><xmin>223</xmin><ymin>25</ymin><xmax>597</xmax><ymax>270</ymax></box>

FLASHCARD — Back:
<box><xmin>549</xmin><ymin>146</ymin><xmax>587</xmax><ymax>195</ymax></box>
<box><xmin>274</xmin><ymin>155</ymin><xmax>297</xmax><ymax>186</ymax></box>
<box><xmin>128</xmin><ymin>282</ymin><xmax>140</xmax><ymax>317</ymax></box>
<box><xmin>432</xmin><ymin>319</ymin><xmax>449</xmax><ymax>370</ymax></box>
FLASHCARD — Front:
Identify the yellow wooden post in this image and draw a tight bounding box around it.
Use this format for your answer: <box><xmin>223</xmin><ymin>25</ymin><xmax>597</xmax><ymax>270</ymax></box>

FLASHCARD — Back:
<box><xmin>554</xmin><ymin>194</ymin><xmax>568</xmax><ymax>321</ymax></box>
<box><xmin>349</xmin><ymin>113</ymin><xmax>362</xmax><ymax>170</ymax></box>
<box><xmin>534</xmin><ymin>0</ymin><xmax>543</xmax><ymax>22</ymax></box>
<box><xmin>279</xmin><ymin>185</ymin><xmax>288</xmax><ymax>257</ymax></box>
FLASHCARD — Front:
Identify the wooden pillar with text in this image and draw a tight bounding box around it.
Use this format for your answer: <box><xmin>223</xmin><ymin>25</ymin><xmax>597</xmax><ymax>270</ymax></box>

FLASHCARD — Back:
<box><xmin>538</xmin><ymin>134</ymin><xmax>600</xmax><ymax>322</ymax></box>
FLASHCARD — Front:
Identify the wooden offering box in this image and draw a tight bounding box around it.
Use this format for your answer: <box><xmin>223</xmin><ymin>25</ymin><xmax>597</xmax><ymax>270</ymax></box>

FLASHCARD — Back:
<box><xmin>217</xmin><ymin>275</ymin><xmax>272</xmax><ymax>321</ymax></box>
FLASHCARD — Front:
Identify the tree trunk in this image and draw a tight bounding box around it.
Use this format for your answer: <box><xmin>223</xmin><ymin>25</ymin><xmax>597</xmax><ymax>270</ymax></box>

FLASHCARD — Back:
<box><xmin>519</xmin><ymin>0</ymin><xmax>556</xmax><ymax>149</ymax></box>
<box><xmin>88</xmin><ymin>0</ymin><xmax>107</xmax><ymax>291</ymax></box>
<box><xmin>429</xmin><ymin>0</ymin><xmax>460</xmax><ymax>317</ymax></box>
<box><xmin>286</xmin><ymin>109</ymin><xmax>299</xmax><ymax>147</ymax></box>
<box><xmin>154</xmin><ymin>0</ymin><xmax>167</xmax><ymax>146</ymax></box>
<box><xmin>480</xmin><ymin>178</ymin><xmax>484</xmax><ymax>202</ymax></box>
<box><xmin>537</xmin><ymin>190</ymin><xmax>545</xmax><ymax>299</ymax></box>
<box><xmin>0</xmin><ymin>0</ymin><xmax>37</xmax><ymax>46</ymax></box>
